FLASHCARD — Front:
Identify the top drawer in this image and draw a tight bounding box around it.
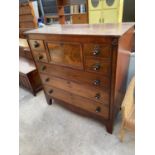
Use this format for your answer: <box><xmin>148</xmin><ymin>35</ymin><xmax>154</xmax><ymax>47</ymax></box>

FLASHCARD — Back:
<box><xmin>84</xmin><ymin>44</ymin><xmax>111</xmax><ymax>59</ymax></box>
<box><xmin>29</xmin><ymin>40</ymin><xmax>45</xmax><ymax>51</ymax></box>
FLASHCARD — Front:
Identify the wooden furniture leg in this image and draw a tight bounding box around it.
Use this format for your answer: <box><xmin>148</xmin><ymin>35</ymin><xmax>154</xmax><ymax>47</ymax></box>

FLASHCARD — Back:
<box><xmin>44</xmin><ymin>92</ymin><xmax>53</xmax><ymax>105</ymax></box>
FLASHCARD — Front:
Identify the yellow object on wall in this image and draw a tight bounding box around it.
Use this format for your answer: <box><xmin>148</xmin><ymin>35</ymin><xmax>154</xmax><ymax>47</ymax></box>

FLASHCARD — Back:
<box><xmin>88</xmin><ymin>0</ymin><xmax>124</xmax><ymax>24</ymax></box>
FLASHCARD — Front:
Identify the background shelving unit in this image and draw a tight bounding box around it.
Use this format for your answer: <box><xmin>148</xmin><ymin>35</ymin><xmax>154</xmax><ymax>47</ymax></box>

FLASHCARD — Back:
<box><xmin>41</xmin><ymin>0</ymin><xmax>59</xmax><ymax>24</ymax></box>
<box><xmin>57</xmin><ymin>0</ymin><xmax>88</xmax><ymax>24</ymax></box>
<box><xmin>41</xmin><ymin>0</ymin><xmax>88</xmax><ymax>24</ymax></box>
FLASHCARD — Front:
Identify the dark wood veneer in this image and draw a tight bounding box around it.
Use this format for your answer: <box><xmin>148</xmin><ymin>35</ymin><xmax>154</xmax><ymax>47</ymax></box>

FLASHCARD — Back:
<box><xmin>26</xmin><ymin>23</ymin><xmax>134</xmax><ymax>134</ymax></box>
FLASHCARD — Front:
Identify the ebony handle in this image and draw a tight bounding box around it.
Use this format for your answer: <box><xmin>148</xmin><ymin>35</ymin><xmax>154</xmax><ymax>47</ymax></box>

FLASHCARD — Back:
<box><xmin>96</xmin><ymin>107</ymin><xmax>101</xmax><ymax>113</ymax></box>
<box><xmin>34</xmin><ymin>41</ymin><xmax>40</xmax><ymax>48</ymax></box>
<box><xmin>38</xmin><ymin>55</ymin><xmax>43</xmax><ymax>60</ymax></box>
<box><xmin>41</xmin><ymin>65</ymin><xmax>46</xmax><ymax>71</ymax></box>
<box><xmin>95</xmin><ymin>93</ymin><xmax>100</xmax><ymax>99</ymax></box>
<box><xmin>93</xmin><ymin>80</ymin><xmax>100</xmax><ymax>86</ymax></box>
<box><xmin>45</xmin><ymin>77</ymin><xmax>50</xmax><ymax>82</ymax></box>
<box><xmin>92</xmin><ymin>63</ymin><xmax>100</xmax><ymax>71</ymax></box>
<box><xmin>48</xmin><ymin>89</ymin><xmax>53</xmax><ymax>94</ymax></box>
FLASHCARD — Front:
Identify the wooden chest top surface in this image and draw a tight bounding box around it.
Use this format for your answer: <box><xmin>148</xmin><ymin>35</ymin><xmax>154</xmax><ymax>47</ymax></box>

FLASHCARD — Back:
<box><xmin>25</xmin><ymin>23</ymin><xmax>134</xmax><ymax>37</ymax></box>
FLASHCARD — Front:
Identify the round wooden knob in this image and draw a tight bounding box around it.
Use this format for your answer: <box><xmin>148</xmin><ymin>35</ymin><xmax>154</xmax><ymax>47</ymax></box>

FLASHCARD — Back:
<box><xmin>93</xmin><ymin>49</ymin><xmax>100</xmax><ymax>56</ymax></box>
<box><xmin>95</xmin><ymin>93</ymin><xmax>100</xmax><ymax>99</ymax></box>
<box><xmin>96</xmin><ymin>107</ymin><xmax>101</xmax><ymax>113</ymax></box>
<box><xmin>41</xmin><ymin>66</ymin><xmax>46</xmax><ymax>71</ymax></box>
<box><xmin>38</xmin><ymin>55</ymin><xmax>43</xmax><ymax>60</ymax></box>
<box><xmin>92</xmin><ymin>63</ymin><xmax>100</xmax><ymax>71</ymax></box>
<box><xmin>48</xmin><ymin>89</ymin><xmax>53</xmax><ymax>94</ymax></box>
<box><xmin>34</xmin><ymin>41</ymin><xmax>40</xmax><ymax>48</ymax></box>
<box><xmin>93</xmin><ymin>80</ymin><xmax>100</xmax><ymax>86</ymax></box>
<box><xmin>45</xmin><ymin>78</ymin><xmax>50</xmax><ymax>82</ymax></box>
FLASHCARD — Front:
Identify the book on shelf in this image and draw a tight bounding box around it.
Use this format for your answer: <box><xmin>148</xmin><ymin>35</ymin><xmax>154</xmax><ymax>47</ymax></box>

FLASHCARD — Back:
<box><xmin>73</xmin><ymin>5</ymin><xmax>80</xmax><ymax>14</ymax></box>
<box><xmin>70</xmin><ymin>5</ymin><xmax>74</xmax><ymax>14</ymax></box>
<box><xmin>80</xmin><ymin>4</ymin><xmax>86</xmax><ymax>13</ymax></box>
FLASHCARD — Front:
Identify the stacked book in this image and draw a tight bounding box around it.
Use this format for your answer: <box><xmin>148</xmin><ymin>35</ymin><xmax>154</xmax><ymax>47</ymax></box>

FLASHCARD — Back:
<box><xmin>70</xmin><ymin>4</ymin><xmax>86</xmax><ymax>14</ymax></box>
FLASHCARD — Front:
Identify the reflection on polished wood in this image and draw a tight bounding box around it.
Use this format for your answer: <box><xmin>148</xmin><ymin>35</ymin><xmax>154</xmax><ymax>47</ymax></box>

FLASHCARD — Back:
<box><xmin>25</xmin><ymin>23</ymin><xmax>134</xmax><ymax>36</ymax></box>
<box><xmin>47</xmin><ymin>42</ymin><xmax>83</xmax><ymax>69</ymax></box>
<box><xmin>41</xmin><ymin>73</ymin><xmax>109</xmax><ymax>105</ymax></box>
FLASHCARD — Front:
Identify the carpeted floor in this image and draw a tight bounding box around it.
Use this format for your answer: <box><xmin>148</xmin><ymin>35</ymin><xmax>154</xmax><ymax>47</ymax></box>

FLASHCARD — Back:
<box><xmin>19</xmin><ymin>88</ymin><xmax>135</xmax><ymax>155</ymax></box>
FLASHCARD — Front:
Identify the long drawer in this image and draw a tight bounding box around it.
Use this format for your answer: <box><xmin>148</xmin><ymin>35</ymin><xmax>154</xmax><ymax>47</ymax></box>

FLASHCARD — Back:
<box><xmin>44</xmin><ymin>85</ymin><xmax>109</xmax><ymax>119</ymax></box>
<box><xmin>37</xmin><ymin>62</ymin><xmax>110</xmax><ymax>89</ymax></box>
<box><xmin>40</xmin><ymin>73</ymin><xmax>109</xmax><ymax>105</ymax></box>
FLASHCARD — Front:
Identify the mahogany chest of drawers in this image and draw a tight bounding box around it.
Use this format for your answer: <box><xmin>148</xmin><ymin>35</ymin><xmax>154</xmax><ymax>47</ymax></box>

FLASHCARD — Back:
<box><xmin>25</xmin><ymin>23</ymin><xmax>134</xmax><ymax>133</ymax></box>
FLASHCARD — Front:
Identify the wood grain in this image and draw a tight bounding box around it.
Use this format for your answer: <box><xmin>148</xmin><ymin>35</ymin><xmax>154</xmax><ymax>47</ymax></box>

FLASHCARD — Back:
<box><xmin>31</xmin><ymin>51</ymin><xmax>48</xmax><ymax>63</ymax></box>
<box><xmin>44</xmin><ymin>85</ymin><xmax>109</xmax><ymax>119</ymax></box>
<box><xmin>37</xmin><ymin>62</ymin><xmax>110</xmax><ymax>89</ymax></box>
<box><xmin>40</xmin><ymin>73</ymin><xmax>110</xmax><ymax>105</ymax></box>
<box><xmin>47</xmin><ymin>42</ymin><xmax>83</xmax><ymax>69</ymax></box>
<box><xmin>85</xmin><ymin>58</ymin><xmax>111</xmax><ymax>76</ymax></box>
<box><xmin>72</xmin><ymin>14</ymin><xmax>88</xmax><ymax>24</ymax></box>
<box><xmin>25</xmin><ymin>23</ymin><xmax>135</xmax><ymax>134</ymax></box>
<box><xmin>29</xmin><ymin>40</ymin><xmax>45</xmax><ymax>51</ymax></box>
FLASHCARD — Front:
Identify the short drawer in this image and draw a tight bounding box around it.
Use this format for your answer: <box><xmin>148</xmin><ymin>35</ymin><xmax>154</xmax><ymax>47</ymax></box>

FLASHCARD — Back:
<box><xmin>37</xmin><ymin>62</ymin><xmax>110</xmax><ymax>89</ymax></box>
<box><xmin>72</xmin><ymin>14</ymin><xmax>88</xmax><ymax>24</ymax></box>
<box><xmin>29</xmin><ymin>40</ymin><xmax>45</xmax><ymax>51</ymax></box>
<box><xmin>41</xmin><ymin>73</ymin><xmax>109</xmax><ymax>105</ymax></box>
<box><xmin>85</xmin><ymin>58</ymin><xmax>111</xmax><ymax>76</ymax></box>
<box><xmin>84</xmin><ymin>44</ymin><xmax>111</xmax><ymax>59</ymax></box>
<box><xmin>44</xmin><ymin>85</ymin><xmax>109</xmax><ymax>119</ymax></box>
<box><xmin>32</xmin><ymin>51</ymin><xmax>48</xmax><ymax>63</ymax></box>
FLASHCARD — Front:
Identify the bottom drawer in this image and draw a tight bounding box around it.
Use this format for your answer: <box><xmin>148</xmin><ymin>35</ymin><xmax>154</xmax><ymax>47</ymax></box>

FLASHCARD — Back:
<box><xmin>44</xmin><ymin>85</ymin><xmax>109</xmax><ymax>119</ymax></box>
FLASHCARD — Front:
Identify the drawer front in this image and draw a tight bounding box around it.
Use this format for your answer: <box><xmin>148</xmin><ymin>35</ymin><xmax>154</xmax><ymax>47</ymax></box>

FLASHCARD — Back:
<box><xmin>29</xmin><ymin>40</ymin><xmax>45</xmax><ymax>51</ymax></box>
<box><xmin>32</xmin><ymin>51</ymin><xmax>48</xmax><ymax>63</ymax></box>
<box><xmin>19</xmin><ymin>15</ymin><xmax>34</xmax><ymax>22</ymax></box>
<box><xmin>46</xmin><ymin>42</ymin><xmax>83</xmax><ymax>69</ymax></box>
<box><xmin>72</xmin><ymin>14</ymin><xmax>88</xmax><ymax>24</ymax></box>
<box><xmin>84</xmin><ymin>44</ymin><xmax>111</xmax><ymax>58</ymax></box>
<box><xmin>20</xmin><ymin>22</ymin><xmax>36</xmax><ymax>29</ymax></box>
<box><xmin>41</xmin><ymin>74</ymin><xmax>109</xmax><ymax>105</ymax></box>
<box><xmin>19</xmin><ymin>6</ymin><xmax>32</xmax><ymax>15</ymax></box>
<box><xmin>85</xmin><ymin>58</ymin><xmax>111</xmax><ymax>76</ymax></box>
<box><xmin>44</xmin><ymin>85</ymin><xmax>109</xmax><ymax>119</ymax></box>
<box><xmin>37</xmin><ymin>62</ymin><xmax>110</xmax><ymax>89</ymax></box>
